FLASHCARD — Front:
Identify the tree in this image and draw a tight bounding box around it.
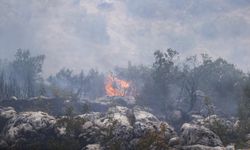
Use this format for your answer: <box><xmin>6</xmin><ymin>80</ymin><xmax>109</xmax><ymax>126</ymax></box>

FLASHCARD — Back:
<box><xmin>179</xmin><ymin>54</ymin><xmax>244</xmax><ymax>114</ymax></box>
<box><xmin>0</xmin><ymin>60</ymin><xmax>17</xmax><ymax>99</ymax></box>
<box><xmin>141</xmin><ymin>49</ymin><xmax>178</xmax><ymax>112</ymax></box>
<box><xmin>180</xmin><ymin>55</ymin><xmax>203</xmax><ymax>111</ymax></box>
<box><xmin>84</xmin><ymin>69</ymin><xmax>105</xmax><ymax>99</ymax></box>
<box><xmin>0</xmin><ymin>50</ymin><xmax>46</xmax><ymax>99</ymax></box>
<box><xmin>48</xmin><ymin>68</ymin><xmax>84</xmax><ymax>99</ymax></box>
<box><xmin>238</xmin><ymin>74</ymin><xmax>250</xmax><ymax>135</ymax></box>
<box><xmin>198</xmin><ymin>57</ymin><xmax>243</xmax><ymax>115</ymax></box>
<box><xmin>48</xmin><ymin>68</ymin><xmax>105</xmax><ymax>100</ymax></box>
<box><xmin>114</xmin><ymin>61</ymin><xmax>151</xmax><ymax>97</ymax></box>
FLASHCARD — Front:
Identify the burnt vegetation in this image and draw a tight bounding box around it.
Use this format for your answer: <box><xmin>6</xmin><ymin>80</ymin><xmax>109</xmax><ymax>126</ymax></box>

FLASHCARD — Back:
<box><xmin>1</xmin><ymin>48</ymin><xmax>250</xmax><ymax>149</ymax></box>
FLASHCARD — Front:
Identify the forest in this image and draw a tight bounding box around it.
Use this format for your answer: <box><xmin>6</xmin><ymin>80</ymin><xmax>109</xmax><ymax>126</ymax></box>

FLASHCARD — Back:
<box><xmin>0</xmin><ymin>49</ymin><xmax>250</xmax><ymax>149</ymax></box>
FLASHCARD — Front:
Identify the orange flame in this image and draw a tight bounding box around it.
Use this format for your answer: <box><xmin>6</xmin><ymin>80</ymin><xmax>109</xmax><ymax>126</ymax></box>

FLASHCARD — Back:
<box><xmin>105</xmin><ymin>74</ymin><xmax>130</xmax><ymax>96</ymax></box>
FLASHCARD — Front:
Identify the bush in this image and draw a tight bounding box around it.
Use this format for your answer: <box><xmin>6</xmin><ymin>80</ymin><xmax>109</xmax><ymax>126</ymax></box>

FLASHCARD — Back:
<box><xmin>136</xmin><ymin>123</ymin><xmax>170</xmax><ymax>150</ymax></box>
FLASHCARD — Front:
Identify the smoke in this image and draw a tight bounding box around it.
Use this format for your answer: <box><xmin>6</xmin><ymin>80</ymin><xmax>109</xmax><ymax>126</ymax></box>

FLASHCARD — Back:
<box><xmin>0</xmin><ymin>0</ymin><xmax>250</xmax><ymax>77</ymax></box>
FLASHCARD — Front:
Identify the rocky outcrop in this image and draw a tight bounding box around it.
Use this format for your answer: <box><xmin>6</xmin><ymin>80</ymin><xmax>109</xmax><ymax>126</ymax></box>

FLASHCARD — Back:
<box><xmin>75</xmin><ymin>106</ymin><xmax>177</xmax><ymax>149</ymax></box>
<box><xmin>0</xmin><ymin>106</ymin><xmax>16</xmax><ymax>120</ymax></box>
<box><xmin>0</xmin><ymin>103</ymin><xmax>235</xmax><ymax>150</ymax></box>
<box><xmin>191</xmin><ymin>115</ymin><xmax>240</xmax><ymax>146</ymax></box>
<box><xmin>82</xmin><ymin>144</ymin><xmax>101</xmax><ymax>150</ymax></box>
<box><xmin>180</xmin><ymin>123</ymin><xmax>223</xmax><ymax>147</ymax></box>
<box><xmin>2</xmin><ymin>111</ymin><xmax>56</xmax><ymax>145</ymax></box>
<box><xmin>0</xmin><ymin>106</ymin><xmax>16</xmax><ymax>133</ymax></box>
<box><xmin>192</xmin><ymin>115</ymin><xmax>236</xmax><ymax>130</ymax></box>
<box><xmin>181</xmin><ymin>144</ymin><xmax>226</xmax><ymax>150</ymax></box>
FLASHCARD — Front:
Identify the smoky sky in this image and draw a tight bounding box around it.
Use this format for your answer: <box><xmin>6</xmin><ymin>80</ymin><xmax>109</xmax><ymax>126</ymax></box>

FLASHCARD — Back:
<box><xmin>0</xmin><ymin>0</ymin><xmax>250</xmax><ymax>76</ymax></box>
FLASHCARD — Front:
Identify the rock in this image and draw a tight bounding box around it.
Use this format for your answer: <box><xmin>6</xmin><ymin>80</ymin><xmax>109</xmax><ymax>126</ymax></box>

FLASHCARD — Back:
<box><xmin>203</xmin><ymin>115</ymin><xmax>234</xmax><ymax>129</ymax></box>
<box><xmin>28</xmin><ymin>96</ymin><xmax>51</xmax><ymax>101</ymax></box>
<box><xmin>79</xmin><ymin>106</ymin><xmax>176</xmax><ymax>149</ymax></box>
<box><xmin>77</xmin><ymin>107</ymin><xmax>134</xmax><ymax>148</ymax></box>
<box><xmin>169</xmin><ymin>137</ymin><xmax>180</xmax><ymax>146</ymax></box>
<box><xmin>0</xmin><ymin>106</ymin><xmax>16</xmax><ymax>132</ymax></box>
<box><xmin>82</xmin><ymin>121</ymin><xmax>93</xmax><ymax>129</ymax></box>
<box><xmin>233</xmin><ymin>120</ymin><xmax>240</xmax><ymax>129</ymax></box>
<box><xmin>182</xmin><ymin>144</ymin><xmax>234</xmax><ymax>150</ymax></box>
<box><xmin>10</xmin><ymin>96</ymin><xmax>17</xmax><ymax>101</ymax></box>
<box><xmin>191</xmin><ymin>114</ymin><xmax>204</xmax><ymax>124</ymax></box>
<box><xmin>133</xmin><ymin>107</ymin><xmax>159</xmax><ymax>123</ymax></box>
<box><xmin>182</xmin><ymin>144</ymin><xmax>225</xmax><ymax>150</ymax></box>
<box><xmin>191</xmin><ymin>115</ymin><xmax>238</xmax><ymax>145</ymax></box>
<box><xmin>180</xmin><ymin>123</ymin><xmax>223</xmax><ymax>147</ymax></box>
<box><xmin>95</xmin><ymin>96</ymin><xmax>136</xmax><ymax>106</ymax></box>
<box><xmin>57</xmin><ymin>127</ymin><xmax>66</xmax><ymax>135</ymax></box>
<box><xmin>225</xmin><ymin>144</ymin><xmax>235</xmax><ymax>150</ymax></box>
<box><xmin>82</xmin><ymin>144</ymin><xmax>101</xmax><ymax>150</ymax></box>
<box><xmin>78</xmin><ymin>112</ymin><xmax>102</xmax><ymax>121</ymax></box>
<box><xmin>192</xmin><ymin>115</ymin><xmax>235</xmax><ymax>131</ymax></box>
<box><xmin>0</xmin><ymin>106</ymin><xmax>16</xmax><ymax>119</ymax></box>
<box><xmin>107</xmin><ymin>106</ymin><xmax>131</xmax><ymax>126</ymax></box>
<box><xmin>132</xmin><ymin>106</ymin><xmax>176</xmax><ymax>141</ymax></box>
<box><xmin>64</xmin><ymin>100</ymin><xmax>71</xmax><ymax>103</ymax></box>
<box><xmin>0</xmin><ymin>102</ymin><xmax>178</xmax><ymax>149</ymax></box>
<box><xmin>2</xmin><ymin>111</ymin><xmax>56</xmax><ymax>142</ymax></box>
<box><xmin>79</xmin><ymin>106</ymin><xmax>176</xmax><ymax>143</ymax></box>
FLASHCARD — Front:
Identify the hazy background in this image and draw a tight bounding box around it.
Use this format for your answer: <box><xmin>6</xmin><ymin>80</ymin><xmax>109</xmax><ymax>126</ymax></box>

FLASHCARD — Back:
<box><xmin>0</xmin><ymin>0</ymin><xmax>250</xmax><ymax>76</ymax></box>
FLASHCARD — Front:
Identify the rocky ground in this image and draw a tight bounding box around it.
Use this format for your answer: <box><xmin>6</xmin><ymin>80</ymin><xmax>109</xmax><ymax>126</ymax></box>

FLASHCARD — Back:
<box><xmin>0</xmin><ymin>96</ymin><xmax>248</xmax><ymax>150</ymax></box>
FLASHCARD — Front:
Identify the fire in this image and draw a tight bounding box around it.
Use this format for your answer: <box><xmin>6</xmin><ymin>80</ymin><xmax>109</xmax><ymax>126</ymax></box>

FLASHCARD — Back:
<box><xmin>105</xmin><ymin>74</ymin><xmax>130</xmax><ymax>96</ymax></box>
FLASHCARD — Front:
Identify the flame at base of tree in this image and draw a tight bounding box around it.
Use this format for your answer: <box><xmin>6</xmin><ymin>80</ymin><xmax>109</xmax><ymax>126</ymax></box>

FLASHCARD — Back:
<box><xmin>105</xmin><ymin>74</ymin><xmax>130</xmax><ymax>96</ymax></box>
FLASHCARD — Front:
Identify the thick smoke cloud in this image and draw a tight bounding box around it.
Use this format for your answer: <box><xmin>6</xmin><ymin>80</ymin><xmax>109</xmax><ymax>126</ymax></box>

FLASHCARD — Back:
<box><xmin>0</xmin><ymin>0</ymin><xmax>250</xmax><ymax>76</ymax></box>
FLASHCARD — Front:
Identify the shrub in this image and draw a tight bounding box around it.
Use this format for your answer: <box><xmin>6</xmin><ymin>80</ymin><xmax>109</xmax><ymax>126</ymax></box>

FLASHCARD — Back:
<box><xmin>136</xmin><ymin>123</ymin><xmax>169</xmax><ymax>150</ymax></box>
